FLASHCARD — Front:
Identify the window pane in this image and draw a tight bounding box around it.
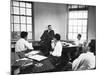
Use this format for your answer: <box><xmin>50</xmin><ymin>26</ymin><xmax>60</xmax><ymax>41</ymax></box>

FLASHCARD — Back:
<box><xmin>13</xmin><ymin>7</ymin><xmax>19</xmax><ymax>14</ymax></box>
<box><xmin>26</xmin><ymin>9</ymin><xmax>32</xmax><ymax>16</ymax></box>
<box><xmin>27</xmin><ymin>25</ymin><xmax>32</xmax><ymax>31</ymax></box>
<box><xmin>81</xmin><ymin>33</ymin><xmax>86</xmax><ymax>40</ymax></box>
<box><xmin>68</xmin><ymin>33</ymin><xmax>73</xmax><ymax>40</ymax></box>
<box><xmin>26</xmin><ymin>3</ymin><xmax>31</xmax><ymax>8</ymax></box>
<box><xmin>77</xmin><ymin>26</ymin><xmax>82</xmax><ymax>33</ymax></box>
<box><xmin>73</xmin><ymin>33</ymin><xmax>77</xmax><ymax>40</ymax></box>
<box><xmin>20</xmin><ymin>8</ymin><xmax>25</xmax><ymax>15</ymax></box>
<box><xmin>69</xmin><ymin>20</ymin><xmax>77</xmax><ymax>26</ymax></box>
<box><xmin>83</xmin><ymin>11</ymin><xmax>88</xmax><ymax>18</ymax></box>
<box><xmin>14</xmin><ymin>24</ymin><xmax>20</xmax><ymax>31</ymax></box>
<box><xmin>14</xmin><ymin>16</ymin><xmax>19</xmax><ymax>23</ymax></box>
<box><xmin>69</xmin><ymin>12</ymin><xmax>74</xmax><ymax>18</ymax></box>
<box><xmin>13</xmin><ymin>32</ymin><xmax>20</xmax><ymax>40</ymax></box>
<box><xmin>77</xmin><ymin>11</ymin><xmax>83</xmax><ymax>18</ymax></box>
<box><xmin>21</xmin><ymin>24</ymin><xmax>26</xmax><ymax>31</ymax></box>
<box><xmin>73</xmin><ymin>20</ymin><xmax>77</xmax><ymax>26</ymax></box>
<box><xmin>82</xmin><ymin>26</ymin><xmax>87</xmax><ymax>33</ymax></box>
<box><xmin>69</xmin><ymin>20</ymin><xmax>73</xmax><ymax>25</ymax></box>
<box><xmin>28</xmin><ymin>32</ymin><xmax>32</xmax><ymax>39</ymax></box>
<box><xmin>20</xmin><ymin>2</ymin><xmax>25</xmax><ymax>7</ymax></box>
<box><xmin>73</xmin><ymin>27</ymin><xmax>77</xmax><ymax>33</ymax></box>
<box><xmin>69</xmin><ymin>11</ymin><xmax>78</xmax><ymax>18</ymax></box>
<box><xmin>69</xmin><ymin>26</ymin><xmax>73</xmax><ymax>32</ymax></box>
<box><xmin>73</xmin><ymin>11</ymin><xmax>78</xmax><ymax>18</ymax></box>
<box><xmin>77</xmin><ymin>20</ymin><xmax>83</xmax><ymax>26</ymax></box>
<box><xmin>82</xmin><ymin>20</ymin><xmax>87</xmax><ymax>26</ymax></box>
<box><xmin>27</xmin><ymin>17</ymin><xmax>32</xmax><ymax>24</ymax></box>
<box><xmin>13</xmin><ymin>1</ymin><xmax>19</xmax><ymax>6</ymax></box>
<box><xmin>21</xmin><ymin>16</ymin><xmax>26</xmax><ymax>23</ymax></box>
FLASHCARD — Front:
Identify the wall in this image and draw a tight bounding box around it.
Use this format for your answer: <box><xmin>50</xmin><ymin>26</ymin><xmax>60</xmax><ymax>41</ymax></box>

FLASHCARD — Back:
<box><xmin>87</xmin><ymin>6</ymin><xmax>96</xmax><ymax>41</ymax></box>
<box><xmin>34</xmin><ymin>2</ymin><xmax>68</xmax><ymax>41</ymax></box>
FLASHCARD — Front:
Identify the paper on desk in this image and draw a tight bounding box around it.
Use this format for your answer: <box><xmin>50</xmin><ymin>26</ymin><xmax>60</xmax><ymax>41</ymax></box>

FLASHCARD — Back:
<box><xmin>16</xmin><ymin>58</ymin><xmax>33</xmax><ymax>62</ymax></box>
<box><xmin>25</xmin><ymin>51</ymin><xmax>40</xmax><ymax>56</ymax></box>
<box><xmin>28</xmin><ymin>54</ymin><xmax>48</xmax><ymax>61</ymax></box>
<box><xmin>68</xmin><ymin>44</ymin><xmax>78</xmax><ymax>47</ymax></box>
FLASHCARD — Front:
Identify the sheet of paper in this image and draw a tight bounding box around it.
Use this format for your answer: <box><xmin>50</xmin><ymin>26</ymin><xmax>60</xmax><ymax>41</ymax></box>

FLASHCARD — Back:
<box><xmin>16</xmin><ymin>58</ymin><xmax>33</xmax><ymax>62</ymax></box>
<box><xmin>28</xmin><ymin>54</ymin><xmax>48</xmax><ymax>61</ymax></box>
<box><xmin>25</xmin><ymin>51</ymin><xmax>40</xmax><ymax>56</ymax></box>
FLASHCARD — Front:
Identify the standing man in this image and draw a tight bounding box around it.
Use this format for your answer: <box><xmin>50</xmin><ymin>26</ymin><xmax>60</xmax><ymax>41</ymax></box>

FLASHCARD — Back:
<box><xmin>40</xmin><ymin>25</ymin><xmax>55</xmax><ymax>56</ymax></box>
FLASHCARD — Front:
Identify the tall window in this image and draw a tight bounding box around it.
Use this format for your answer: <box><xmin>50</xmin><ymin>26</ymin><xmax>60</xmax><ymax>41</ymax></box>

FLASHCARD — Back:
<box><xmin>11</xmin><ymin>1</ymin><xmax>32</xmax><ymax>41</ymax></box>
<box><xmin>68</xmin><ymin>5</ymin><xmax>88</xmax><ymax>41</ymax></box>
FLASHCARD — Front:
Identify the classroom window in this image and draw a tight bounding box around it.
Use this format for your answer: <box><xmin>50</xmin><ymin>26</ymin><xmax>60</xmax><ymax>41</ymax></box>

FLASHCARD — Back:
<box><xmin>11</xmin><ymin>1</ymin><xmax>32</xmax><ymax>41</ymax></box>
<box><xmin>68</xmin><ymin>5</ymin><xmax>88</xmax><ymax>41</ymax></box>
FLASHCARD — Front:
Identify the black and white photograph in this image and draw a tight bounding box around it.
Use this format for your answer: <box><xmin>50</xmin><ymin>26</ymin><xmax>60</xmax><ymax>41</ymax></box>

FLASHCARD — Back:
<box><xmin>10</xmin><ymin>0</ymin><xmax>96</xmax><ymax>75</ymax></box>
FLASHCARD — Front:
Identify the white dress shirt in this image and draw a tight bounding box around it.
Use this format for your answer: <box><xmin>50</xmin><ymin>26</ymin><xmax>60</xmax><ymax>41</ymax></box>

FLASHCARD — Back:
<box><xmin>51</xmin><ymin>41</ymin><xmax>62</xmax><ymax>57</ymax></box>
<box><xmin>72</xmin><ymin>52</ymin><xmax>95</xmax><ymax>71</ymax></box>
<box><xmin>75</xmin><ymin>39</ymin><xmax>84</xmax><ymax>46</ymax></box>
<box><xmin>15</xmin><ymin>38</ymin><xmax>33</xmax><ymax>52</ymax></box>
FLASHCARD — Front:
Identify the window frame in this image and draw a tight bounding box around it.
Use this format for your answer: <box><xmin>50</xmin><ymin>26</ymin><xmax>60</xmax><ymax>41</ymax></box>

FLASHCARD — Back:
<box><xmin>67</xmin><ymin>5</ymin><xmax>88</xmax><ymax>41</ymax></box>
<box><xmin>11</xmin><ymin>0</ymin><xmax>34</xmax><ymax>42</ymax></box>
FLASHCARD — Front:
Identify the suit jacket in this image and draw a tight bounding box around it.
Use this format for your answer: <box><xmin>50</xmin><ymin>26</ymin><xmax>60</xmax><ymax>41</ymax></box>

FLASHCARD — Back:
<box><xmin>40</xmin><ymin>30</ymin><xmax>54</xmax><ymax>43</ymax></box>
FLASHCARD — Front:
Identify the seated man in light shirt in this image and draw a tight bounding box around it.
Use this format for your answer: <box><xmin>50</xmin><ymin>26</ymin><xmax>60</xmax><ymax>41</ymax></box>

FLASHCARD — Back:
<box><xmin>72</xmin><ymin>40</ymin><xmax>96</xmax><ymax>71</ymax></box>
<box><xmin>15</xmin><ymin>31</ymin><xmax>34</xmax><ymax>58</ymax></box>
<box><xmin>49</xmin><ymin>34</ymin><xmax>62</xmax><ymax>65</ymax></box>
<box><xmin>74</xmin><ymin>34</ymin><xmax>84</xmax><ymax>46</ymax></box>
<box><xmin>73</xmin><ymin>34</ymin><xmax>85</xmax><ymax>59</ymax></box>
<box><xmin>50</xmin><ymin>34</ymin><xmax>62</xmax><ymax>57</ymax></box>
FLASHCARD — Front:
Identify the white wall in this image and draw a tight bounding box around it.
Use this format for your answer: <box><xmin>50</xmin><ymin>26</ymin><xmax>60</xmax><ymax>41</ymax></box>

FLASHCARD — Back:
<box><xmin>87</xmin><ymin>6</ymin><xmax>96</xmax><ymax>41</ymax></box>
<box><xmin>34</xmin><ymin>2</ymin><xmax>68</xmax><ymax>41</ymax></box>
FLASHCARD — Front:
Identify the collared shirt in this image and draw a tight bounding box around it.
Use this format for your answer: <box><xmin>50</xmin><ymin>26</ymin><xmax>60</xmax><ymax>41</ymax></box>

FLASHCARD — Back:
<box><xmin>72</xmin><ymin>52</ymin><xmax>95</xmax><ymax>71</ymax></box>
<box><xmin>51</xmin><ymin>41</ymin><xmax>62</xmax><ymax>57</ymax></box>
<box><xmin>75</xmin><ymin>39</ymin><xmax>84</xmax><ymax>46</ymax></box>
<box><xmin>15</xmin><ymin>38</ymin><xmax>33</xmax><ymax>52</ymax></box>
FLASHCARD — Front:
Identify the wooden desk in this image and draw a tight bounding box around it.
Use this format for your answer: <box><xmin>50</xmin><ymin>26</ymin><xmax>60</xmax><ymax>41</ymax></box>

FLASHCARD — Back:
<box><xmin>33</xmin><ymin>43</ymin><xmax>79</xmax><ymax>62</ymax></box>
<box><xmin>12</xmin><ymin>51</ymin><xmax>55</xmax><ymax>74</ymax></box>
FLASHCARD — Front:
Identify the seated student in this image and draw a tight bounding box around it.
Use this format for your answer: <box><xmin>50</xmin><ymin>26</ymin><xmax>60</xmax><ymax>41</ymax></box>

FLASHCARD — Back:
<box><xmin>15</xmin><ymin>31</ymin><xmax>34</xmax><ymax>58</ymax></box>
<box><xmin>50</xmin><ymin>34</ymin><xmax>62</xmax><ymax>57</ymax></box>
<box><xmin>72</xmin><ymin>40</ymin><xmax>96</xmax><ymax>71</ymax></box>
<box><xmin>73</xmin><ymin>34</ymin><xmax>86</xmax><ymax>60</ymax></box>
<box><xmin>49</xmin><ymin>34</ymin><xmax>62</xmax><ymax>65</ymax></box>
<box><xmin>74</xmin><ymin>34</ymin><xmax>84</xmax><ymax>46</ymax></box>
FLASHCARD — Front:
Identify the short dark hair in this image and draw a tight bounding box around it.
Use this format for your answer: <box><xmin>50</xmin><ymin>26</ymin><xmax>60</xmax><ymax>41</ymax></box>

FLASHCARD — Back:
<box><xmin>54</xmin><ymin>34</ymin><xmax>61</xmax><ymax>40</ymax></box>
<box><xmin>88</xmin><ymin>39</ymin><xmax>96</xmax><ymax>54</ymax></box>
<box><xmin>78</xmin><ymin>34</ymin><xmax>82</xmax><ymax>37</ymax></box>
<box><xmin>20</xmin><ymin>31</ymin><xmax>28</xmax><ymax>38</ymax></box>
<box><xmin>48</xmin><ymin>25</ymin><xmax>51</xmax><ymax>27</ymax></box>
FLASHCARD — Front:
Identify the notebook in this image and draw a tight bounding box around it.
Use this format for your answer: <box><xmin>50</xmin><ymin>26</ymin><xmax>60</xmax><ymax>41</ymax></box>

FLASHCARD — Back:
<box><xmin>28</xmin><ymin>54</ymin><xmax>48</xmax><ymax>61</ymax></box>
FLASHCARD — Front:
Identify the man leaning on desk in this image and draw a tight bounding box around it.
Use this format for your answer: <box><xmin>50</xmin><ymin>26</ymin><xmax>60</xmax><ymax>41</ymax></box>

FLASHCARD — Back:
<box><xmin>15</xmin><ymin>31</ymin><xmax>34</xmax><ymax>58</ymax></box>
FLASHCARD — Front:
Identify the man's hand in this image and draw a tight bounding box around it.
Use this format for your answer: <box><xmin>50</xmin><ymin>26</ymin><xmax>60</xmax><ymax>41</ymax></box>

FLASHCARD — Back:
<box><xmin>50</xmin><ymin>51</ymin><xmax>53</xmax><ymax>55</ymax></box>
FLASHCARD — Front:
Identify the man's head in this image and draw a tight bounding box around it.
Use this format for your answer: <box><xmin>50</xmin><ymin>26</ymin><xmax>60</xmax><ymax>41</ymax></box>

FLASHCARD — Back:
<box><xmin>48</xmin><ymin>25</ymin><xmax>52</xmax><ymax>30</ymax></box>
<box><xmin>77</xmin><ymin>34</ymin><xmax>82</xmax><ymax>40</ymax></box>
<box><xmin>54</xmin><ymin>34</ymin><xmax>61</xmax><ymax>41</ymax></box>
<box><xmin>82</xmin><ymin>40</ymin><xmax>96</xmax><ymax>53</ymax></box>
<box><xmin>20</xmin><ymin>31</ymin><xmax>28</xmax><ymax>40</ymax></box>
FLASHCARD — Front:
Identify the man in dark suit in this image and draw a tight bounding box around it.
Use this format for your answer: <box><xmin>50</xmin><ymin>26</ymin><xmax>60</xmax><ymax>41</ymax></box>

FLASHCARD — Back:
<box><xmin>40</xmin><ymin>25</ymin><xmax>55</xmax><ymax>56</ymax></box>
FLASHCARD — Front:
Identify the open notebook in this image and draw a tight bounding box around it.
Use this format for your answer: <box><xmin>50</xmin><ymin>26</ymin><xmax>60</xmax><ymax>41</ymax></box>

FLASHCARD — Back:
<box><xmin>28</xmin><ymin>54</ymin><xmax>48</xmax><ymax>61</ymax></box>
